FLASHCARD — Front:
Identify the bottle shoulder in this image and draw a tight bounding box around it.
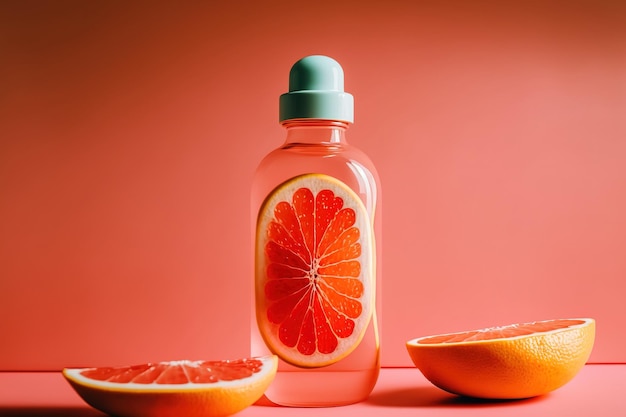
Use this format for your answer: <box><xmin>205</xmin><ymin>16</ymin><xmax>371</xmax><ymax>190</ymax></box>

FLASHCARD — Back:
<box><xmin>257</xmin><ymin>143</ymin><xmax>377</xmax><ymax>172</ymax></box>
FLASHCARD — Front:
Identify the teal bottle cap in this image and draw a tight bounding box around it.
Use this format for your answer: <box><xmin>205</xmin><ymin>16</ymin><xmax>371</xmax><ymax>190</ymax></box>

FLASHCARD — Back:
<box><xmin>279</xmin><ymin>55</ymin><xmax>354</xmax><ymax>123</ymax></box>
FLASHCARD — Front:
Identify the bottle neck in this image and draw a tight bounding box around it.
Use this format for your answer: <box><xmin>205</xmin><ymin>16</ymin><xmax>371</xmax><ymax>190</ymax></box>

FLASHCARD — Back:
<box><xmin>281</xmin><ymin>119</ymin><xmax>349</xmax><ymax>145</ymax></box>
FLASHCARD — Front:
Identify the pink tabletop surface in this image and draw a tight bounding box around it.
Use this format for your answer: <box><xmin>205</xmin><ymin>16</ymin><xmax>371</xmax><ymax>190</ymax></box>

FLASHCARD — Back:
<box><xmin>1</xmin><ymin>365</ymin><xmax>624</xmax><ymax>417</ymax></box>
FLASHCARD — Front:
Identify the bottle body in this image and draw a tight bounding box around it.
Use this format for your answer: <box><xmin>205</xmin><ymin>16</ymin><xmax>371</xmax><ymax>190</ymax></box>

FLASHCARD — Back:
<box><xmin>251</xmin><ymin>121</ymin><xmax>381</xmax><ymax>406</ymax></box>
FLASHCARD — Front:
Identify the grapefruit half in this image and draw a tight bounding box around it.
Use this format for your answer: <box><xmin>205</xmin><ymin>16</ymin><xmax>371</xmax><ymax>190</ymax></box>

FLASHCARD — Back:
<box><xmin>63</xmin><ymin>355</ymin><xmax>278</xmax><ymax>417</ymax></box>
<box><xmin>406</xmin><ymin>318</ymin><xmax>595</xmax><ymax>399</ymax></box>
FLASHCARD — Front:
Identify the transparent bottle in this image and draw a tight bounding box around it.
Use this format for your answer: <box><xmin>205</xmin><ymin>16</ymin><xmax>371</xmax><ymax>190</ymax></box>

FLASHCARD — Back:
<box><xmin>251</xmin><ymin>56</ymin><xmax>381</xmax><ymax>406</ymax></box>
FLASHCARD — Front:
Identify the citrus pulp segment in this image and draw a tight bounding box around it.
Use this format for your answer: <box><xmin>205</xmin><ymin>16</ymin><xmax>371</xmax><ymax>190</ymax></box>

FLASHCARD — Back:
<box><xmin>256</xmin><ymin>173</ymin><xmax>374</xmax><ymax>368</ymax></box>
<box><xmin>406</xmin><ymin>318</ymin><xmax>595</xmax><ymax>399</ymax></box>
<box><xmin>63</xmin><ymin>355</ymin><xmax>278</xmax><ymax>417</ymax></box>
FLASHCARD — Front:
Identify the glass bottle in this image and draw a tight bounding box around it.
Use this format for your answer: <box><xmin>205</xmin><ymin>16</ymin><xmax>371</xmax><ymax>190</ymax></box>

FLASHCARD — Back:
<box><xmin>251</xmin><ymin>55</ymin><xmax>381</xmax><ymax>406</ymax></box>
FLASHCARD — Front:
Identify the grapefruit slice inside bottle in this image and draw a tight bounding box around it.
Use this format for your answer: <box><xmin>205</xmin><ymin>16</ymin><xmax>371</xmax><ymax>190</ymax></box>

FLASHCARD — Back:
<box><xmin>256</xmin><ymin>174</ymin><xmax>374</xmax><ymax>368</ymax></box>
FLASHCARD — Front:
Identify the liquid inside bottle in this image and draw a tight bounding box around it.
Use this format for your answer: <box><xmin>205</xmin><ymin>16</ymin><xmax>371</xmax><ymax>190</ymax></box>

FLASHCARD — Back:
<box><xmin>251</xmin><ymin>56</ymin><xmax>381</xmax><ymax>407</ymax></box>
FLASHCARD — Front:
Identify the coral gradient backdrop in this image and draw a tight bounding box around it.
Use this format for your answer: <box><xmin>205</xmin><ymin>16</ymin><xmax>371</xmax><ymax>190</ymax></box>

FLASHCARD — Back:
<box><xmin>1</xmin><ymin>0</ymin><xmax>625</xmax><ymax>370</ymax></box>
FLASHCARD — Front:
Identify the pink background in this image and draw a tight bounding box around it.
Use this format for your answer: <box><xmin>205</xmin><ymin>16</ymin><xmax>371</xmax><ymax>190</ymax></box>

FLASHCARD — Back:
<box><xmin>1</xmin><ymin>0</ymin><xmax>624</xmax><ymax>371</ymax></box>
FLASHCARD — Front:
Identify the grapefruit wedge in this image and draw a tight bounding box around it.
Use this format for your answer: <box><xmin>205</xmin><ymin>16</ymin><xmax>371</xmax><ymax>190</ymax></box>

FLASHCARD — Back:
<box><xmin>256</xmin><ymin>173</ymin><xmax>375</xmax><ymax>368</ymax></box>
<box><xmin>406</xmin><ymin>318</ymin><xmax>595</xmax><ymax>399</ymax></box>
<box><xmin>63</xmin><ymin>355</ymin><xmax>277</xmax><ymax>417</ymax></box>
